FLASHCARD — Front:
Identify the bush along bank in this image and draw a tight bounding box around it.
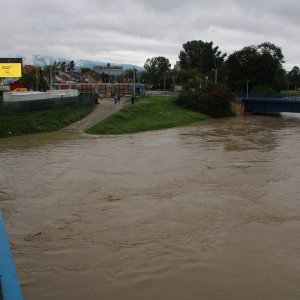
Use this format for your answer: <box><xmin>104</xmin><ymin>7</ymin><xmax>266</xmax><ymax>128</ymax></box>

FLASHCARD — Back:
<box><xmin>175</xmin><ymin>82</ymin><xmax>235</xmax><ymax>118</ymax></box>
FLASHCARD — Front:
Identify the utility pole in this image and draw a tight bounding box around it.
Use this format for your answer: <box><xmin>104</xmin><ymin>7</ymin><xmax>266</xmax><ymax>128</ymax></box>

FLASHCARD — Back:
<box><xmin>215</xmin><ymin>68</ymin><xmax>218</xmax><ymax>84</ymax></box>
<box><xmin>172</xmin><ymin>75</ymin><xmax>175</xmax><ymax>92</ymax></box>
<box><xmin>133</xmin><ymin>67</ymin><xmax>136</xmax><ymax>97</ymax></box>
<box><xmin>36</xmin><ymin>69</ymin><xmax>39</xmax><ymax>91</ymax></box>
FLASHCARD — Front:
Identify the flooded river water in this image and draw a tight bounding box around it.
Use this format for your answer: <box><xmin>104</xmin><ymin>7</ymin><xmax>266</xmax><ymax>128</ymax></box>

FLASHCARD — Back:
<box><xmin>1</xmin><ymin>114</ymin><xmax>300</xmax><ymax>300</ymax></box>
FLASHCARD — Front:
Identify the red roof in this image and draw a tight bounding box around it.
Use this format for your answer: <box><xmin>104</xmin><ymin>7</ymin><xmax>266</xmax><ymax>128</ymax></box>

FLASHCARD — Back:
<box><xmin>23</xmin><ymin>65</ymin><xmax>41</xmax><ymax>74</ymax></box>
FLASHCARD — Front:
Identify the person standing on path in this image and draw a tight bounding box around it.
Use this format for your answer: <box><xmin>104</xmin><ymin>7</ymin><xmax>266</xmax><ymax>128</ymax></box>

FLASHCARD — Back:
<box><xmin>94</xmin><ymin>94</ymin><xmax>99</xmax><ymax>105</ymax></box>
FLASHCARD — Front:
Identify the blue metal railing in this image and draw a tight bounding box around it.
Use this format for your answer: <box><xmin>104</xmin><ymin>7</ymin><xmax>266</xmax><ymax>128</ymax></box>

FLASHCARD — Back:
<box><xmin>241</xmin><ymin>97</ymin><xmax>300</xmax><ymax>113</ymax></box>
<box><xmin>236</xmin><ymin>92</ymin><xmax>283</xmax><ymax>99</ymax></box>
<box><xmin>0</xmin><ymin>210</ymin><xmax>23</xmax><ymax>300</ymax></box>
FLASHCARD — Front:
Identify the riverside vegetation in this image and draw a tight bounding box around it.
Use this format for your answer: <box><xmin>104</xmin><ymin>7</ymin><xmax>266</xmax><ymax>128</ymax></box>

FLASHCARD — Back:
<box><xmin>86</xmin><ymin>84</ymin><xmax>234</xmax><ymax>135</ymax></box>
<box><xmin>0</xmin><ymin>87</ymin><xmax>235</xmax><ymax>138</ymax></box>
<box><xmin>0</xmin><ymin>105</ymin><xmax>93</xmax><ymax>138</ymax></box>
<box><xmin>86</xmin><ymin>96</ymin><xmax>211</xmax><ymax>135</ymax></box>
<box><xmin>175</xmin><ymin>82</ymin><xmax>235</xmax><ymax>118</ymax></box>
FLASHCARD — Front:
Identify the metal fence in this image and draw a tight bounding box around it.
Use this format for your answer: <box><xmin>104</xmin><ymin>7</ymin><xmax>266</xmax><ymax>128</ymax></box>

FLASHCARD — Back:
<box><xmin>0</xmin><ymin>93</ymin><xmax>95</xmax><ymax>115</ymax></box>
<box><xmin>56</xmin><ymin>83</ymin><xmax>134</xmax><ymax>97</ymax></box>
<box><xmin>145</xmin><ymin>90</ymin><xmax>180</xmax><ymax>97</ymax></box>
<box><xmin>0</xmin><ymin>210</ymin><xmax>23</xmax><ymax>300</ymax></box>
<box><xmin>236</xmin><ymin>92</ymin><xmax>283</xmax><ymax>99</ymax></box>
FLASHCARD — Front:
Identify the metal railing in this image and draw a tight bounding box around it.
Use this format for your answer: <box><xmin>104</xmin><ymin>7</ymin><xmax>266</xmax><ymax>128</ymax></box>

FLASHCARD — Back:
<box><xmin>0</xmin><ymin>210</ymin><xmax>23</xmax><ymax>300</ymax></box>
<box><xmin>0</xmin><ymin>93</ymin><xmax>95</xmax><ymax>115</ymax></box>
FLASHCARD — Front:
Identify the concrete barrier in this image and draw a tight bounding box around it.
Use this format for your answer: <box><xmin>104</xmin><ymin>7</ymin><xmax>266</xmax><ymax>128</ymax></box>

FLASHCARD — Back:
<box><xmin>3</xmin><ymin>89</ymin><xmax>79</xmax><ymax>102</ymax></box>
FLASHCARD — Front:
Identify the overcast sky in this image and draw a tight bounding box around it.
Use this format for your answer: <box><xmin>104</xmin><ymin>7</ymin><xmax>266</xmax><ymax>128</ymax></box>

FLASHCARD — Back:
<box><xmin>1</xmin><ymin>0</ymin><xmax>299</xmax><ymax>69</ymax></box>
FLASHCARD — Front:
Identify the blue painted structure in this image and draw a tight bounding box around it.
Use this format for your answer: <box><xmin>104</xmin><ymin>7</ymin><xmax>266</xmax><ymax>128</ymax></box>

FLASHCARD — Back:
<box><xmin>242</xmin><ymin>97</ymin><xmax>300</xmax><ymax>113</ymax></box>
<box><xmin>0</xmin><ymin>210</ymin><xmax>23</xmax><ymax>300</ymax></box>
<box><xmin>135</xmin><ymin>83</ymin><xmax>145</xmax><ymax>96</ymax></box>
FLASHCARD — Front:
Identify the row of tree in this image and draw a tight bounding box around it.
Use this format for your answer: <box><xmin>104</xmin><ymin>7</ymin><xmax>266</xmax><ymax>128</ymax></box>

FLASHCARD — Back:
<box><xmin>142</xmin><ymin>40</ymin><xmax>300</xmax><ymax>93</ymax></box>
<box><xmin>21</xmin><ymin>41</ymin><xmax>300</xmax><ymax>93</ymax></box>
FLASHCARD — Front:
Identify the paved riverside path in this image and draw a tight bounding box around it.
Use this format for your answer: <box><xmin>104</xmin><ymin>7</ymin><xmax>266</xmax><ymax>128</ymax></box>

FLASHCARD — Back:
<box><xmin>63</xmin><ymin>97</ymin><xmax>129</xmax><ymax>131</ymax></box>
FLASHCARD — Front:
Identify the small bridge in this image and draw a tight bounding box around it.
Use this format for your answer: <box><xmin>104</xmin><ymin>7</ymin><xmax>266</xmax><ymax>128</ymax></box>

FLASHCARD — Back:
<box><xmin>242</xmin><ymin>97</ymin><xmax>300</xmax><ymax>113</ymax></box>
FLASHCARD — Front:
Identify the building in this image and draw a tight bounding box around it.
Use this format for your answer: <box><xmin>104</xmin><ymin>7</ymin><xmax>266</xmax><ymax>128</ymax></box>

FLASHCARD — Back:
<box><xmin>23</xmin><ymin>65</ymin><xmax>41</xmax><ymax>74</ymax></box>
<box><xmin>174</xmin><ymin>61</ymin><xmax>181</xmax><ymax>71</ymax></box>
<box><xmin>93</xmin><ymin>65</ymin><xmax>123</xmax><ymax>77</ymax></box>
<box><xmin>58</xmin><ymin>71</ymin><xmax>85</xmax><ymax>83</ymax></box>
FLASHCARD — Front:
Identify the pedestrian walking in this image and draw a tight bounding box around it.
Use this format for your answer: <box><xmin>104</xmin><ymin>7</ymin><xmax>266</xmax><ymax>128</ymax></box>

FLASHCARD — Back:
<box><xmin>114</xmin><ymin>96</ymin><xmax>117</xmax><ymax>104</ymax></box>
<box><xmin>131</xmin><ymin>96</ymin><xmax>135</xmax><ymax>104</ymax></box>
<box><xmin>94</xmin><ymin>95</ymin><xmax>99</xmax><ymax>105</ymax></box>
<box><xmin>117</xmin><ymin>96</ymin><xmax>120</xmax><ymax>103</ymax></box>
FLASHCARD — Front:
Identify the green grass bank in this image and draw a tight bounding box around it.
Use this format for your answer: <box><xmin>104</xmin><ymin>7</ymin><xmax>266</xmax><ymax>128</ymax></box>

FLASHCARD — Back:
<box><xmin>0</xmin><ymin>105</ymin><xmax>93</xmax><ymax>138</ymax></box>
<box><xmin>86</xmin><ymin>96</ymin><xmax>210</xmax><ymax>135</ymax></box>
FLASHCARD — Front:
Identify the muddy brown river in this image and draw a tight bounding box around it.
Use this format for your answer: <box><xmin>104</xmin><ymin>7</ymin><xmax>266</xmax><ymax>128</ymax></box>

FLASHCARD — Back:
<box><xmin>1</xmin><ymin>114</ymin><xmax>300</xmax><ymax>300</ymax></box>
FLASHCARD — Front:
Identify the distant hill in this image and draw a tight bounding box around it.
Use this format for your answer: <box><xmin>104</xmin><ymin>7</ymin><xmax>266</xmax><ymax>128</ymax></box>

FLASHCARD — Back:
<box><xmin>22</xmin><ymin>55</ymin><xmax>145</xmax><ymax>71</ymax></box>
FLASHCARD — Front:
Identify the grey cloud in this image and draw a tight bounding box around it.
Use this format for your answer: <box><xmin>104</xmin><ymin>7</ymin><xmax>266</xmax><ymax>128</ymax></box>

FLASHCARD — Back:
<box><xmin>0</xmin><ymin>0</ymin><xmax>299</xmax><ymax>68</ymax></box>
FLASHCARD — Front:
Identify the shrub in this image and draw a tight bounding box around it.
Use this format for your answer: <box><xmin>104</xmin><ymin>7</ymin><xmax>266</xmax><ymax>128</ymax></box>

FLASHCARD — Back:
<box><xmin>176</xmin><ymin>85</ymin><xmax>235</xmax><ymax>118</ymax></box>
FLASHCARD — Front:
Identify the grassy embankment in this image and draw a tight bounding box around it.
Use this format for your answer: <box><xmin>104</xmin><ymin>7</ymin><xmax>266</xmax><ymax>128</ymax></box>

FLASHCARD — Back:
<box><xmin>281</xmin><ymin>90</ymin><xmax>300</xmax><ymax>97</ymax></box>
<box><xmin>86</xmin><ymin>96</ymin><xmax>210</xmax><ymax>135</ymax></box>
<box><xmin>0</xmin><ymin>105</ymin><xmax>93</xmax><ymax>138</ymax></box>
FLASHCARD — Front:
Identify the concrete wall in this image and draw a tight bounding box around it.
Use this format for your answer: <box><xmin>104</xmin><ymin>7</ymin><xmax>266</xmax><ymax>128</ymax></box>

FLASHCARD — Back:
<box><xmin>231</xmin><ymin>101</ymin><xmax>245</xmax><ymax>116</ymax></box>
<box><xmin>3</xmin><ymin>89</ymin><xmax>79</xmax><ymax>102</ymax></box>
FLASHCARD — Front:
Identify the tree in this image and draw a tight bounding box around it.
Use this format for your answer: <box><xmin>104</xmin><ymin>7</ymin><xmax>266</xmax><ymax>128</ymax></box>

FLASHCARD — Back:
<box><xmin>226</xmin><ymin>42</ymin><xmax>285</xmax><ymax>92</ymax></box>
<box><xmin>287</xmin><ymin>66</ymin><xmax>300</xmax><ymax>90</ymax></box>
<box><xmin>21</xmin><ymin>69</ymin><xmax>47</xmax><ymax>91</ymax></box>
<box><xmin>144</xmin><ymin>56</ymin><xmax>171</xmax><ymax>74</ymax></box>
<box><xmin>179</xmin><ymin>40</ymin><xmax>226</xmax><ymax>78</ymax></box>
<box><xmin>226</xmin><ymin>45</ymin><xmax>258</xmax><ymax>91</ymax></box>
<box><xmin>176</xmin><ymin>68</ymin><xmax>199</xmax><ymax>84</ymax></box>
<box><xmin>144</xmin><ymin>56</ymin><xmax>171</xmax><ymax>88</ymax></box>
<box><xmin>67</xmin><ymin>60</ymin><xmax>75</xmax><ymax>71</ymax></box>
<box><xmin>175</xmin><ymin>83</ymin><xmax>234</xmax><ymax>118</ymax></box>
<box><xmin>60</xmin><ymin>61</ymin><xmax>67</xmax><ymax>72</ymax></box>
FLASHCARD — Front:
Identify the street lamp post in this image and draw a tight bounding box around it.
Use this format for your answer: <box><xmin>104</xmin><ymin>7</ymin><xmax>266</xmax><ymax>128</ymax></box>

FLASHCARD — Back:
<box><xmin>246</xmin><ymin>80</ymin><xmax>250</xmax><ymax>99</ymax></box>
<box><xmin>50</xmin><ymin>66</ymin><xmax>52</xmax><ymax>90</ymax></box>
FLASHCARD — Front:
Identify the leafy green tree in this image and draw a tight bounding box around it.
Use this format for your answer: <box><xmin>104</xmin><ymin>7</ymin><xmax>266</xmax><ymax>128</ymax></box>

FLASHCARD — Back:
<box><xmin>140</xmin><ymin>70</ymin><xmax>152</xmax><ymax>85</ymax></box>
<box><xmin>179</xmin><ymin>40</ymin><xmax>226</xmax><ymax>78</ymax></box>
<box><xmin>52</xmin><ymin>61</ymin><xmax>61</xmax><ymax>70</ymax></box>
<box><xmin>144</xmin><ymin>56</ymin><xmax>171</xmax><ymax>88</ymax></box>
<box><xmin>67</xmin><ymin>60</ymin><xmax>75</xmax><ymax>71</ymax></box>
<box><xmin>287</xmin><ymin>66</ymin><xmax>300</xmax><ymax>90</ymax></box>
<box><xmin>42</xmin><ymin>64</ymin><xmax>59</xmax><ymax>86</ymax></box>
<box><xmin>144</xmin><ymin>56</ymin><xmax>171</xmax><ymax>74</ymax></box>
<box><xmin>21</xmin><ymin>69</ymin><xmax>47</xmax><ymax>91</ymax></box>
<box><xmin>122</xmin><ymin>68</ymin><xmax>137</xmax><ymax>83</ymax></box>
<box><xmin>175</xmin><ymin>83</ymin><xmax>234</xmax><ymax>118</ymax></box>
<box><xmin>60</xmin><ymin>61</ymin><xmax>67</xmax><ymax>71</ymax></box>
<box><xmin>226</xmin><ymin>42</ymin><xmax>285</xmax><ymax>92</ymax></box>
<box><xmin>176</xmin><ymin>68</ymin><xmax>199</xmax><ymax>84</ymax></box>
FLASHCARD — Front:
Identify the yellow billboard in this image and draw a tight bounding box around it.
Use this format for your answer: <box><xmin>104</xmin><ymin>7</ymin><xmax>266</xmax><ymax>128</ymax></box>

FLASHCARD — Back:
<box><xmin>0</xmin><ymin>58</ymin><xmax>22</xmax><ymax>78</ymax></box>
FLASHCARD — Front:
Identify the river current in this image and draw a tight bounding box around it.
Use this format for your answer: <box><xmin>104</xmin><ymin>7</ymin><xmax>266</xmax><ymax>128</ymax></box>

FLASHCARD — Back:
<box><xmin>0</xmin><ymin>114</ymin><xmax>299</xmax><ymax>300</ymax></box>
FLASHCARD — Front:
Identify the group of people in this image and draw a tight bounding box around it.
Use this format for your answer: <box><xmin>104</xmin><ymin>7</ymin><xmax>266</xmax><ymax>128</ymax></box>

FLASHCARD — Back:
<box><xmin>114</xmin><ymin>95</ymin><xmax>121</xmax><ymax>104</ymax></box>
<box><xmin>94</xmin><ymin>94</ymin><xmax>135</xmax><ymax>105</ymax></box>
